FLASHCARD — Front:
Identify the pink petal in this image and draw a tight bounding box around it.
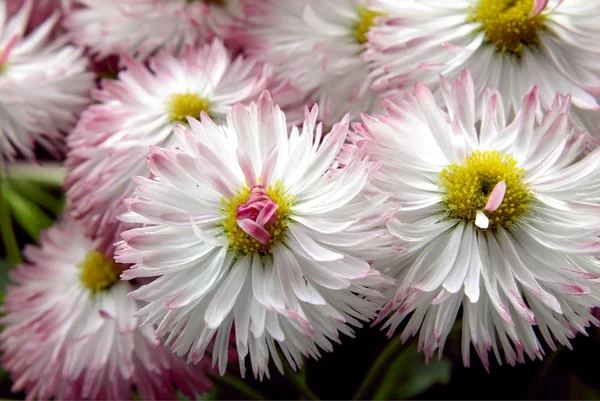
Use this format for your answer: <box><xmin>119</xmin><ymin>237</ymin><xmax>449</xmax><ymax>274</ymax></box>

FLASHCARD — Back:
<box><xmin>237</xmin><ymin>219</ymin><xmax>271</xmax><ymax>244</ymax></box>
<box><xmin>236</xmin><ymin>147</ymin><xmax>257</xmax><ymax>187</ymax></box>
<box><xmin>0</xmin><ymin>35</ymin><xmax>19</xmax><ymax>66</ymax></box>
<box><xmin>256</xmin><ymin>201</ymin><xmax>279</xmax><ymax>226</ymax></box>
<box><xmin>260</xmin><ymin>146</ymin><xmax>279</xmax><ymax>187</ymax></box>
<box><xmin>484</xmin><ymin>180</ymin><xmax>506</xmax><ymax>212</ymax></box>
<box><xmin>530</xmin><ymin>0</ymin><xmax>549</xmax><ymax>15</ymax></box>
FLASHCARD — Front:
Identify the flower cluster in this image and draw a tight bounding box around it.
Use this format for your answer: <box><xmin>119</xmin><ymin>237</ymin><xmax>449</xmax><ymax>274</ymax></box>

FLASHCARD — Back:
<box><xmin>1</xmin><ymin>0</ymin><xmax>600</xmax><ymax>398</ymax></box>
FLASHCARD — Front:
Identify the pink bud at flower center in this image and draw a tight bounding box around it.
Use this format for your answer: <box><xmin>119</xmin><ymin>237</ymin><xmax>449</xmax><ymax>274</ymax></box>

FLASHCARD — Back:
<box><xmin>236</xmin><ymin>185</ymin><xmax>279</xmax><ymax>244</ymax></box>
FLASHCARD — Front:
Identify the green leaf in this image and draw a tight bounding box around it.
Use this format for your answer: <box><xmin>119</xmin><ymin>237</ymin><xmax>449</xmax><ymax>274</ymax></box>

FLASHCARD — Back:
<box><xmin>2</xmin><ymin>163</ymin><xmax>66</xmax><ymax>187</ymax></box>
<box><xmin>196</xmin><ymin>387</ymin><xmax>217</xmax><ymax>400</ymax></box>
<box><xmin>207</xmin><ymin>372</ymin><xmax>266</xmax><ymax>400</ymax></box>
<box><xmin>0</xmin><ymin>191</ymin><xmax>21</xmax><ymax>265</ymax></box>
<box><xmin>372</xmin><ymin>342</ymin><xmax>451</xmax><ymax>400</ymax></box>
<box><xmin>568</xmin><ymin>374</ymin><xmax>600</xmax><ymax>400</ymax></box>
<box><xmin>7</xmin><ymin>178</ymin><xmax>63</xmax><ymax>215</ymax></box>
<box><xmin>395</xmin><ymin>356</ymin><xmax>451</xmax><ymax>399</ymax></box>
<box><xmin>2</xmin><ymin>183</ymin><xmax>52</xmax><ymax>242</ymax></box>
<box><xmin>0</xmin><ymin>259</ymin><xmax>11</xmax><ymax>306</ymax></box>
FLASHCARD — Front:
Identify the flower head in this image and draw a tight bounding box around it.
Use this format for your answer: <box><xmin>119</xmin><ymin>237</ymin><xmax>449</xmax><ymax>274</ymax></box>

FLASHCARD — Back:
<box><xmin>357</xmin><ymin>70</ymin><xmax>600</xmax><ymax>369</ymax></box>
<box><xmin>65</xmin><ymin>0</ymin><xmax>246</xmax><ymax>60</ymax></box>
<box><xmin>366</xmin><ymin>0</ymin><xmax>600</xmax><ymax>137</ymax></box>
<box><xmin>0</xmin><ymin>217</ymin><xmax>212</xmax><ymax>400</ymax></box>
<box><xmin>64</xmin><ymin>39</ymin><xmax>272</xmax><ymax>256</ymax></box>
<box><xmin>0</xmin><ymin>0</ymin><xmax>93</xmax><ymax>162</ymax></box>
<box><xmin>245</xmin><ymin>0</ymin><xmax>385</xmax><ymax>127</ymax></box>
<box><xmin>115</xmin><ymin>91</ymin><xmax>394</xmax><ymax>379</ymax></box>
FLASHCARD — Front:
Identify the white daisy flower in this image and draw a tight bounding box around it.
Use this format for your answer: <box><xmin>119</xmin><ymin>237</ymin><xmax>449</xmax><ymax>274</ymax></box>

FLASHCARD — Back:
<box><xmin>0</xmin><ymin>0</ymin><xmax>93</xmax><ymax>162</ymax></box>
<box><xmin>115</xmin><ymin>91</ymin><xmax>394</xmax><ymax>379</ymax></box>
<box><xmin>357</xmin><ymin>70</ymin><xmax>600</xmax><ymax>369</ymax></box>
<box><xmin>366</xmin><ymin>0</ymin><xmax>600</xmax><ymax>137</ymax></box>
<box><xmin>0</xmin><ymin>218</ymin><xmax>213</xmax><ymax>400</ymax></box>
<box><xmin>245</xmin><ymin>0</ymin><xmax>385</xmax><ymax>127</ymax></box>
<box><xmin>65</xmin><ymin>0</ymin><xmax>245</xmax><ymax>61</ymax></box>
<box><xmin>64</xmin><ymin>38</ymin><xmax>272</xmax><ymax>256</ymax></box>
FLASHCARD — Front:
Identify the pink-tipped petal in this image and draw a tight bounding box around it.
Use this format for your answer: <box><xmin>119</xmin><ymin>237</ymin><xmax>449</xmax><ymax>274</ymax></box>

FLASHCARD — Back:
<box><xmin>531</xmin><ymin>0</ymin><xmax>549</xmax><ymax>15</ymax></box>
<box><xmin>236</xmin><ymin>147</ymin><xmax>257</xmax><ymax>187</ymax></box>
<box><xmin>0</xmin><ymin>35</ymin><xmax>18</xmax><ymax>65</ymax></box>
<box><xmin>260</xmin><ymin>146</ymin><xmax>279</xmax><ymax>186</ymax></box>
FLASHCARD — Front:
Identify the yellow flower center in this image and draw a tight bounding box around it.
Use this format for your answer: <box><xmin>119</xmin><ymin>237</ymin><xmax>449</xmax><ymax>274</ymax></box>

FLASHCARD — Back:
<box><xmin>354</xmin><ymin>7</ymin><xmax>384</xmax><ymax>44</ymax></box>
<box><xmin>221</xmin><ymin>182</ymin><xmax>295</xmax><ymax>256</ymax></box>
<box><xmin>78</xmin><ymin>250</ymin><xmax>122</xmax><ymax>292</ymax></box>
<box><xmin>468</xmin><ymin>0</ymin><xmax>546</xmax><ymax>56</ymax></box>
<box><xmin>439</xmin><ymin>150</ymin><xmax>532</xmax><ymax>229</ymax></box>
<box><xmin>0</xmin><ymin>51</ymin><xmax>7</xmax><ymax>74</ymax></box>
<box><xmin>167</xmin><ymin>92</ymin><xmax>211</xmax><ymax>124</ymax></box>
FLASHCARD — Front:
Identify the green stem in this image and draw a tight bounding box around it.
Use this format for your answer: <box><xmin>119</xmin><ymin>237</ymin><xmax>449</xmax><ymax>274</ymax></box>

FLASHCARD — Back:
<box><xmin>353</xmin><ymin>334</ymin><xmax>405</xmax><ymax>400</ymax></box>
<box><xmin>2</xmin><ymin>162</ymin><xmax>66</xmax><ymax>187</ymax></box>
<box><xmin>0</xmin><ymin>181</ymin><xmax>21</xmax><ymax>265</ymax></box>
<box><xmin>207</xmin><ymin>372</ymin><xmax>266</xmax><ymax>400</ymax></box>
<box><xmin>283</xmin><ymin>360</ymin><xmax>319</xmax><ymax>400</ymax></box>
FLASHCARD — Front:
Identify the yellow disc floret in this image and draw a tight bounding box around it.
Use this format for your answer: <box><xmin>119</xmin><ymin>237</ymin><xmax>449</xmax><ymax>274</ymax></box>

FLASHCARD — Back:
<box><xmin>222</xmin><ymin>182</ymin><xmax>295</xmax><ymax>256</ymax></box>
<box><xmin>167</xmin><ymin>92</ymin><xmax>211</xmax><ymax>123</ymax></box>
<box><xmin>0</xmin><ymin>52</ymin><xmax>7</xmax><ymax>74</ymax></box>
<box><xmin>439</xmin><ymin>150</ymin><xmax>532</xmax><ymax>229</ymax></box>
<box><xmin>78</xmin><ymin>250</ymin><xmax>122</xmax><ymax>292</ymax></box>
<box><xmin>468</xmin><ymin>0</ymin><xmax>546</xmax><ymax>56</ymax></box>
<box><xmin>354</xmin><ymin>7</ymin><xmax>384</xmax><ymax>44</ymax></box>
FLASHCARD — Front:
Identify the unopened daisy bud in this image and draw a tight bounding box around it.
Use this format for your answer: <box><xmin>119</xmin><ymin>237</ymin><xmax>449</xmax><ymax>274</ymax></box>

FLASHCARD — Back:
<box><xmin>366</xmin><ymin>0</ymin><xmax>600</xmax><ymax>138</ymax></box>
<box><xmin>0</xmin><ymin>217</ymin><xmax>213</xmax><ymax>400</ymax></box>
<box><xmin>64</xmin><ymin>38</ymin><xmax>273</xmax><ymax>257</ymax></box>
<box><xmin>0</xmin><ymin>0</ymin><xmax>93</xmax><ymax>162</ymax></box>
<box><xmin>116</xmin><ymin>91</ymin><xmax>395</xmax><ymax>379</ymax></box>
<box><xmin>358</xmin><ymin>70</ymin><xmax>600</xmax><ymax>369</ymax></box>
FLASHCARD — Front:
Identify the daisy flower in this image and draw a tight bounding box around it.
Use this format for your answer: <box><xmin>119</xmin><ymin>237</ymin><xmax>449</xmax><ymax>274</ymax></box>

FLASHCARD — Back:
<box><xmin>115</xmin><ymin>91</ymin><xmax>394</xmax><ymax>379</ymax></box>
<box><xmin>65</xmin><ymin>0</ymin><xmax>245</xmax><ymax>61</ymax></box>
<box><xmin>0</xmin><ymin>0</ymin><xmax>93</xmax><ymax>162</ymax></box>
<box><xmin>366</xmin><ymin>0</ymin><xmax>600</xmax><ymax>137</ymax></box>
<box><xmin>64</xmin><ymin>38</ymin><xmax>272</xmax><ymax>256</ymax></box>
<box><xmin>245</xmin><ymin>0</ymin><xmax>385</xmax><ymax>127</ymax></box>
<box><xmin>356</xmin><ymin>70</ymin><xmax>600</xmax><ymax>369</ymax></box>
<box><xmin>0</xmin><ymin>218</ymin><xmax>213</xmax><ymax>400</ymax></box>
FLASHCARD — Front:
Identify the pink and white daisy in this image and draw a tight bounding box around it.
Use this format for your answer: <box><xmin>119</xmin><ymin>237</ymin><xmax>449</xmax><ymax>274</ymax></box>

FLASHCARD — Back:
<box><xmin>356</xmin><ymin>70</ymin><xmax>600</xmax><ymax>369</ymax></box>
<box><xmin>366</xmin><ymin>0</ymin><xmax>600</xmax><ymax>137</ymax></box>
<box><xmin>0</xmin><ymin>217</ymin><xmax>213</xmax><ymax>400</ymax></box>
<box><xmin>65</xmin><ymin>0</ymin><xmax>245</xmax><ymax>61</ymax></box>
<box><xmin>0</xmin><ymin>0</ymin><xmax>93</xmax><ymax>162</ymax></box>
<box><xmin>115</xmin><ymin>91</ymin><xmax>394</xmax><ymax>379</ymax></box>
<box><xmin>245</xmin><ymin>0</ymin><xmax>385</xmax><ymax>127</ymax></box>
<box><xmin>65</xmin><ymin>39</ymin><xmax>272</xmax><ymax>256</ymax></box>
